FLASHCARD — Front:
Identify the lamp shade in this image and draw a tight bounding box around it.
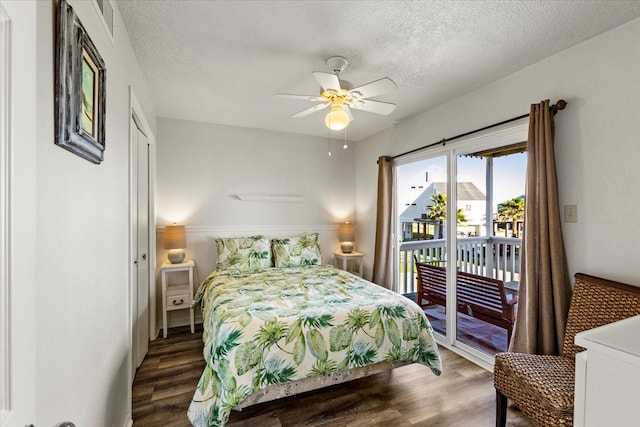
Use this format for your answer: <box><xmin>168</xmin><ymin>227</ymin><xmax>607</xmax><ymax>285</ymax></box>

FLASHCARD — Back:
<box><xmin>164</xmin><ymin>225</ymin><xmax>187</xmax><ymax>264</ymax></box>
<box><xmin>338</xmin><ymin>222</ymin><xmax>355</xmax><ymax>253</ymax></box>
<box><xmin>164</xmin><ymin>225</ymin><xmax>186</xmax><ymax>249</ymax></box>
<box><xmin>338</xmin><ymin>222</ymin><xmax>356</xmax><ymax>242</ymax></box>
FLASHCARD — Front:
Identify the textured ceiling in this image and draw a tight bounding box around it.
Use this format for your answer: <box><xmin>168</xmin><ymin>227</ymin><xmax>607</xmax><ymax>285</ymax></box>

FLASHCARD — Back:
<box><xmin>117</xmin><ymin>1</ymin><xmax>640</xmax><ymax>141</ymax></box>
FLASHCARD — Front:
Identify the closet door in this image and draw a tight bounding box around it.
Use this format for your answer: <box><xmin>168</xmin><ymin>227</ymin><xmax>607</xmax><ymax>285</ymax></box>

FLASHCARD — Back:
<box><xmin>132</xmin><ymin>114</ymin><xmax>150</xmax><ymax>374</ymax></box>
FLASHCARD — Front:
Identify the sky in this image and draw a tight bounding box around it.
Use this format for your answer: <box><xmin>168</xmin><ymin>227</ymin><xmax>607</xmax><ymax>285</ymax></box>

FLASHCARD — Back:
<box><xmin>397</xmin><ymin>153</ymin><xmax>526</xmax><ymax>214</ymax></box>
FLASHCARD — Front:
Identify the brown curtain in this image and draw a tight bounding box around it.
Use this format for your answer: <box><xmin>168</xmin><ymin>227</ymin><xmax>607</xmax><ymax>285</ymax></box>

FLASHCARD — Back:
<box><xmin>510</xmin><ymin>100</ymin><xmax>572</xmax><ymax>355</ymax></box>
<box><xmin>372</xmin><ymin>156</ymin><xmax>394</xmax><ymax>289</ymax></box>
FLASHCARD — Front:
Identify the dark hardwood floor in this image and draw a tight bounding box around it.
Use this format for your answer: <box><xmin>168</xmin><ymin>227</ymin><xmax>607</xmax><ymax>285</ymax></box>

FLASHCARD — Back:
<box><xmin>132</xmin><ymin>325</ymin><xmax>531</xmax><ymax>426</ymax></box>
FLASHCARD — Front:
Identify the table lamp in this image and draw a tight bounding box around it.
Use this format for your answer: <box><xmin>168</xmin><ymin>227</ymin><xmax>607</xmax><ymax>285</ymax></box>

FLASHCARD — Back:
<box><xmin>164</xmin><ymin>224</ymin><xmax>186</xmax><ymax>264</ymax></box>
<box><xmin>338</xmin><ymin>222</ymin><xmax>356</xmax><ymax>253</ymax></box>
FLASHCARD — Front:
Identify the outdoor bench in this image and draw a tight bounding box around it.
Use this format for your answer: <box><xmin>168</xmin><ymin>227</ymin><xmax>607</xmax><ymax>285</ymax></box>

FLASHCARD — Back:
<box><xmin>414</xmin><ymin>260</ymin><xmax>518</xmax><ymax>342</ymax></box>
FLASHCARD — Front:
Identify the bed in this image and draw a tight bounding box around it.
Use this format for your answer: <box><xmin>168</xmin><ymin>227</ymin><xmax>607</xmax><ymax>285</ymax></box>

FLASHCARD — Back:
<box><xmin>186</xmin><ymin>234</ymin><xmax>442</xmax><ymax>427</ymax></box>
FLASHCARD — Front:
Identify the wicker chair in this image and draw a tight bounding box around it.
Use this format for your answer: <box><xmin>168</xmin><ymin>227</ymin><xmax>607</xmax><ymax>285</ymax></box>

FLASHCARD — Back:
<box><xmin>494</xmin><ymin>273</ymin><xmax>640</xmax><ymax>427</ymax></box>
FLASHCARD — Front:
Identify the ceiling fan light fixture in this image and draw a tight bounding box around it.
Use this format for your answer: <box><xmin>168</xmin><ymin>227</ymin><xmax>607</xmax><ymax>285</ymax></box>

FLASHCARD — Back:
<box><xmin>276</xmin><ymin>56</ymin><xmax>397</xmax><ymax>131</ymax></box>
<box><xmin>325</xmin><ymin>104</ymin><xmax>350</xmax><ymax>130</ymax></box>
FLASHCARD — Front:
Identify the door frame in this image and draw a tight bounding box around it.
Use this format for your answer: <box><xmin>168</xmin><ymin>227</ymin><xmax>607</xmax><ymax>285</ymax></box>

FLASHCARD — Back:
<box><xmin>127</xmin><ymin>87</ymin><xmax>155</xmax><ymax>384</ymax></box>
<box><xmin>0</xmin><ymin>6</ymin><xmax>11</xmax><ymax>422</ymax></box>
<box><xmin>1</xmin><ymin>3</ymin><xmax>37</xmax><ymax>425</ymax></box>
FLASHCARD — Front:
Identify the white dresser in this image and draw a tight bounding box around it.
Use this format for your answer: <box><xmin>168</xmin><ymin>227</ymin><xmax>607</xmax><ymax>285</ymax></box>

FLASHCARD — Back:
<box><xmin>574</xmin><ymin>315</ymin><xmax>640</xmax><ymax>427</ymax></box>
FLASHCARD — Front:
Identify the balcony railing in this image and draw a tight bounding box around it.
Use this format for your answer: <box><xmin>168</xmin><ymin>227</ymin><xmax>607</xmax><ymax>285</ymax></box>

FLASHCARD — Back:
<box><xmin>398</xmin><ymin>236</ymin><xmax>521</xmax><ymax>294</ymax></box>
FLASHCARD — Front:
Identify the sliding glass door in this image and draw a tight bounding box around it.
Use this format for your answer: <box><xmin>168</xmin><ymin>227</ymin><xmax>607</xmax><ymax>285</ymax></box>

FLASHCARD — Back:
<box><xmin>453</xmin><ymin>151</ymin><xmax>525</xmax><ymax>354</ymax></box>
<box><xmin>397</xmin><ymin>154</ymin><xmax>449</xmax><ymax>336</ymax></box>
<box><xmin>395</xmin><ymin>120</ymin><xmax>528</xmax><ymax>364</ymax></box>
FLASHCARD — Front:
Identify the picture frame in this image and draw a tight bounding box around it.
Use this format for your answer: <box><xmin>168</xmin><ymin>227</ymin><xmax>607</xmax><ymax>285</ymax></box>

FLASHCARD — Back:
<box><xmin>55</xmin><ymin>0</ymin><xmax>106</xmax><ymax>164</ymax></box>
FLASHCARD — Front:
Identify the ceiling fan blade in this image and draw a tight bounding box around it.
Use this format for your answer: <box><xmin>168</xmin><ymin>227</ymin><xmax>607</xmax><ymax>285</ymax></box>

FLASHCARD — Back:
<box><xmin>312</xmin><ymin>71</ymin><xmax>341</xmax><ymax>92</ymax></box>
<box><xmin>349</xmin><ymin>77</ymin><xmax>397</xmax><ymax>99</ymax></box>
<box><xmin>275</xmin><ymin>93</ymin><xmax>326</xmax><ymax>102</ymax></box>
<box><xmin>350</xmin><ymin>99</ymin><xmax>396</xmax><ymax>115</ymax></box>
<box><xmin>290</xmin><ymin>103</ymin><xmax>329</xmax><ymax>119</ymax></box>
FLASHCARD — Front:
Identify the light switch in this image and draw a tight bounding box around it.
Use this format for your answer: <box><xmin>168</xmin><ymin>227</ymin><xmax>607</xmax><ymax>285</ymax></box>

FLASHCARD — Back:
<box><xmin>564</xmin><ymin>204</ymin><xmax>578</xmax><ymax>223</ymax></box>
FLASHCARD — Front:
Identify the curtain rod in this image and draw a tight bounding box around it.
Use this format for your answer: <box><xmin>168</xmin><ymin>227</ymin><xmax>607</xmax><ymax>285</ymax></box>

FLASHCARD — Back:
<box><xmin>392</xmin><ymin>99</ymin><xmax>567</xmax><ymax>160</ymax></box>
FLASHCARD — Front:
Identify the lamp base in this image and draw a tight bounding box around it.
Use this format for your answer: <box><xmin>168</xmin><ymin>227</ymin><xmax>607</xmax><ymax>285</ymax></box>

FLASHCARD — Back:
<box><xmin>168</xmin><ymin>249</ymin><xmax>185</xmax><ymax>264</ymax></box>
<box><xmin>341</xmin><ymin>242</ymin><xmax>354</xmax><ymax>253</ymax></box>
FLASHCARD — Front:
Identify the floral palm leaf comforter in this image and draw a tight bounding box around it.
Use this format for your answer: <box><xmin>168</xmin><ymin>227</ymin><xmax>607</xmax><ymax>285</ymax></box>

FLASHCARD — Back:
<box><xmin>187</xmin><ymin>265</ymin><xmax>442</xmax><ymax>427</ymax></box>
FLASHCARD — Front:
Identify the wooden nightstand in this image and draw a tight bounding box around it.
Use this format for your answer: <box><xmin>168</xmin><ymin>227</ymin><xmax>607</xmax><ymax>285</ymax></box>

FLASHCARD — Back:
<box><xmin>334</xmin><ymin>251</ymin><xmax>364</xmax><ymax>277</ymax></box>
<box><xmin>160</xmin><ymin>260</ymin><xmax>195</xmax><ymax>338</ymax></box>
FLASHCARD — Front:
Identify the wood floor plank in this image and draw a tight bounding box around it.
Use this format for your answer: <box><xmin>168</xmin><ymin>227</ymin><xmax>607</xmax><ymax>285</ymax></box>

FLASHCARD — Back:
<box><xmin>132</xmin><ymin>325</ymin><xmax>532</xmax><ymax>426</ymax></box>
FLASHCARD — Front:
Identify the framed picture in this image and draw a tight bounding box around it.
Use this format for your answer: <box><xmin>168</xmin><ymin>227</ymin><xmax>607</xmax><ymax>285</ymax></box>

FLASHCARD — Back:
<box><xmin>55</xmin><ymin>0</ymin><xmax>106</xmax><ymax>164</ymax></box>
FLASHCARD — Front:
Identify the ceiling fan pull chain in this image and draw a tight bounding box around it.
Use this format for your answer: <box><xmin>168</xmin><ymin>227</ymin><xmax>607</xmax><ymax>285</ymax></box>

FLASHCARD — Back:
<box><xmin>343</xmin><ymin>127</ymin><xmax>348</xmax><ymax>150</ymax></box>
<box><xmin>328</xmin><ymin>127</ymin><xmax>332</xmax><ymax>157</ymax></box>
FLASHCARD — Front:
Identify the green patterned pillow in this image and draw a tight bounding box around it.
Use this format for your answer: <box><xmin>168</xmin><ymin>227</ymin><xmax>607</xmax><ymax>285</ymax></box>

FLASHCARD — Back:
<box><xmin>215</xmin><ymin>236</ymin><xmax>271</xmax><ymax>271</ymax></box>
<box><xmin>271</xmin><ymin>233</ymin><xmax>322</xmax><ymax>267</ymax></box>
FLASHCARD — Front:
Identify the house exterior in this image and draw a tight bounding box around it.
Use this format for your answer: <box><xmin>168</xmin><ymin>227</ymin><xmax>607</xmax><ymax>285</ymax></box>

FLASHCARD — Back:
<box><xmin>399</xmin><ymin>182</ymin><xmax>486</xmax><ymax>240</ymax></box>
<box><xmin>2</xmin><ymin>1</ymin><xmax>639</xmax><ymax>425</ymax></box>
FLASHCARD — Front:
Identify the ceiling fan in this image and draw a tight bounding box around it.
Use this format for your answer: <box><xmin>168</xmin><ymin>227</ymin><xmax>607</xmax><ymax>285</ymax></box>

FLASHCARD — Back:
<box><xmin>276</xmin><ymin>56</ymin><xmax>397</xmax><ymax>131</ymax></box>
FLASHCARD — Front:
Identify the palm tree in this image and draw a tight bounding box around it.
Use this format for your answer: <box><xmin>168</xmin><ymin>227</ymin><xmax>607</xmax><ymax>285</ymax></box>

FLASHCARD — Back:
<box><xmin>426</xmin><ymin>192</ymin><xmax>468</xmax><ymax>239</ymax></box>
<box><xmin>456</xmin><ymin>207</ymin><xmax>469</xmax><ymax>225</ymax></box>
<box><xmin>496</xmin><ymin>197</ymin><xmax>525</xmax><ymax>237</ymax></box>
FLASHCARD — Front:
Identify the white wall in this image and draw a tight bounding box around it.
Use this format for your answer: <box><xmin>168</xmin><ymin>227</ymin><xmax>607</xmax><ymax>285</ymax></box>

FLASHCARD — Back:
<box><xmin>6</xmin><ymin>0</ymin><xmax>156</xmax><ymax>425</ymax></box>
<box><xmin>155</xmin><ymin>118</ymin><xmax>356</xmax><ymax>327</ymax></box>
<box><xmin>156</xmin><ymin>118</ymin><xmax>355</xmax><ymax>228</ymax></box>
<box><xmin>356</xmin><ymin>18</ymin><xmax>640</xmax><ymax>285</ymax></box>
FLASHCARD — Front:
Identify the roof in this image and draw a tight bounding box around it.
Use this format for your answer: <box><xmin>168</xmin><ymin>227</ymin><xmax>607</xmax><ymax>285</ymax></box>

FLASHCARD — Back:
<box><xmin>432</xmin><ymin>182</ymin><xmax>485</xmax><ymax>201</ymax></box>
<box><xmin>399</xmin><ymin>182</ymin><xmax>485</xmax><ymax>222</ymax></box>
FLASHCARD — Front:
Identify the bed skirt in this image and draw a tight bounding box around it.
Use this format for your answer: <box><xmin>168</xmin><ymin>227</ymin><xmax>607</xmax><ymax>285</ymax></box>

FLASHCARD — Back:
<box><xmin>233</xmin><ymin>360</ymin><xmax>411</xmax><ymax>410</ymax></box>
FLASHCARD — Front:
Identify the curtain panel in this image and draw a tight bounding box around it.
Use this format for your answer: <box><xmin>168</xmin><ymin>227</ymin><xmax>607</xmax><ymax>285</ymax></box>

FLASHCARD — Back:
<box><xmin>510</xmin><ymin>100</ymin><xmax>572</xmax><ymax>355</ymax></box>
<box><xmin>372</xmin><ymin>156</ymin><xmax>394</xmax><ymax>289</ymax></box>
